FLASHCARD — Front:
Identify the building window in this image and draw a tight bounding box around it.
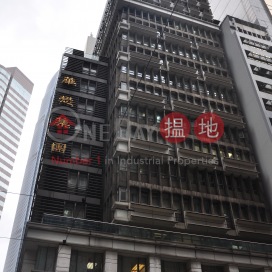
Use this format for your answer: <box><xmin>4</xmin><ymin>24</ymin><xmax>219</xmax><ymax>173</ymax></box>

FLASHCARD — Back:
<box><xmin>199</xmin><ymin>171</ymin><xmax>207</xmax><ymax>187</ymax></box>
<box><xmin>193</xmin><ymin>197</ymin><xmax>202</xmax><ymax>213</ymax></box>
<box><xmin>71</xmin><ymin>143</ymin><xmax>91</xmax><ymax>160</ymax></box>
<box><xmin>227</xmin><ymin>148</ymin><xmax>234</xmax><ymax>158</ymax></box>
<box><xmin>68</xmin><ymin>171</ymin><xmax>88</xmax><ymax>191</ymax></box>
<box><xmin>204</xmin><ymin>199</ymin><xmax>212</xmax><ymax>214</ymax></box>
<box><xmin>141</xmin><ymin>189</ymin><xmax>150</xmax><ymax>205</ymax></box>
<box><xmin>194</xmin><ymin>140</ymin><xmax>201</xmax><ymax>152</ymax></box>
<box><xmin>263</xmin><ymin>98</ymin><xmax>272</xmax><ymax>111</ymax></box>
<box><xmin>162</xmin><ymin>192</ymin><xmax>171</xmax><ymax>208</ymax></box>
<box><xmin>122</xmin><ymin>33</ymin><xmax>128</xmax><ymax>40</ymax></box>
<box><xmin>140</xmin><ymin>162</ymin><xmax>148</xmax><ymax>179</ymax></box>
<box><xmin>203</xmin><ymin>143</ymin><xmax>209</xmax><ymax>153</ymax></box>
<box><xmin>129</xmin><ymin>65</ymin><xmax>135</xmax><ymax>76</ymax></box>
<box><xmin>259</xmin><ymin>207</ymin><xmax>267</xmax><ymax>222</ymax></box>
<box><xmin>70</xmin><ymin>250</ymin><xmax>103</xmax><ymax>272</ymax></box>
<box><xmin>64</xmin><ymin>201</ymin><xmax>85</xmax><ymax>218</ymax></box>
<box><xmin>120</xmin><ymin>81</ymin><xmax>127</xmax><ymax>90</ymax></box>
<box><xmin>120</xmin><ymin>104</ymin><xmax>128</xmax><ymax>117</ymax></box>
<box><xmin>130</xmin><ymin>187</ymin><xmax>139</xmax><ymax>203</ymax></box>
<box><xmin>78</xmin><ymin>98</ymin><xmax>94</xmax><ymax>115</ymax></box>
<box><xmin>130</xmin><ymin>158</ymin><xmax>138</xmax><ymax>180</ymax></box>
<box><xmin>118</xmin><ymin>256</ymin><xmax>147</xmax><ymax>272</ymax></box>
<box><xmin>121</xmin><ymin>65</ymin><xmax>127</xmax><ymax>73</ymax></box>
<box><xmin>120</xmin><ymin>157</ymin><xmax>127</xmax><ymax>171</ymax></box>
<box><xmin>213</xmin><ymin>201</ymin><xmax>221</xmax><ymax>215</ymax></box>
<box><xmin>82</xmin><ymin>62</ymin><xmax>98</xmax><ymax>76</ymax></box>
<box><xmin>202</xmin><ymin>265</ymin><xmax>225</xmax><ymax>272</ymax></box>
<box><xmin>119</xmin><ymin>187</ymin><xmax>127</xmax><ymax>202</ymax></box>
<box><xmin>152</xmin><ymin>191</ymin><xmax>160</xmax><ymax>206</ymax></box>
<box><xmin>161</xmin><ymin>261</ymin><xmax>186</xmax><ymax>272</ymax></box>
<box><xmin>241</xmin><ymin>205</ymin><xmax>249</xmax><ymax>220</ymax></box>
<box><xmin>183</xmin><ymin>196</ymin><xmax>192</xmax><ymax>211</ymax></box>
<box><xmin>35</xmin><ymin>247</ymin><xmax>57</xmax><ymax>272</ymax></box>
<box><xmin>80</xmin><ymin>79</ymin><xmax>96</xmax><ymax>94</ymax></box>
<box><xmin>119</xmin><ymin>126</ymin><xmax>127</xmax><ymax>138</ymax></box>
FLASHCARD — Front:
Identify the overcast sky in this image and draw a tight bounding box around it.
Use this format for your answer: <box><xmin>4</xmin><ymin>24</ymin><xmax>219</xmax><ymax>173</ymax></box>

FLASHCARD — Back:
<box><xmin>0</xmin><ymin>0</ymin><xmax>107</xmax><ymax>270</ymax></box>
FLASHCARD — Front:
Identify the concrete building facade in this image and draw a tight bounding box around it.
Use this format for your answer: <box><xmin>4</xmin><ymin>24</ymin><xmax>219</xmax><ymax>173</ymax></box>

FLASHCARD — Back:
<box><xmin>5</xmin><ymin>0</ymin><xmax>272</xmax><ymax>272</ymax></box>
<box><xmin>0</xmin><ymin>65</ymin><xmax>33</xmax><ymax>219</ymax></box>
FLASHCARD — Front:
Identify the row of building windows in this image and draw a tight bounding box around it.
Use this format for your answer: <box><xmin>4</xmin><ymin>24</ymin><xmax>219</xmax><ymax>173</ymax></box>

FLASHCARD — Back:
<box><xmin>118</xmin><ymin>105</ymin><xmax>244</xmax><ymax>142</ymax></box>
<box><xmin>121</xmin><ymin>64</ymin><xmax>231</xmax><ymax>94</ymax></box>
<box><xmin>122</xmin><ymin>61</ymin><xmax>230</xmax><ymax>93</ymax></box>
<box><xmin>10</xmin><ymin>79</ymin><xmax>31</xmax><ymax>102</ymax></box>
<box><xmin>117</xmin><ymin>159</ymin><xmax>259</xmax><ymax>197</ymax></box>
<box><xmin>7</xmin><ymin>88</ymin><xmax>29</xmax><ymax>110</ymax></box>
<box><xmin>0</xmin><ymin>68</ymin><xmax>11</xmax><ymax>82</ymax></box>
<box><xmin>256</xmin><ymin>80</ymin><xmax>272</xmax><ymax>95</ymax></box>
<box><xmin>246</xmin><ymin>50</ymin><xmax>272</xmax><ymax>66</ymax></box>
<box><xmin>125</xmin><ymin>186</ymin><xmax>268</xmax><ymax>223</ymax></box>
<box><xmin>123</xmin><ymin>31</ymin><xmax>225</xmax><ymax>68</ymax></box>
<box><xmin>37</xmin><ymin>247</ymin><xmax>250</xmax><ymax>272</ymax></box>
<box><xmin>122</xmin><ymin>81</ymin><xmax>237</xmax><ymax>111</ymax></box>
<box><xmin>251</xmin><ymin>64</ymin><xmax>272</xmax><ymax>80</ymax></box>
<box><xmin>241</xmin><ymin>37</ymin><xmax>272</xmax><ymax>55</ymax></box>
<box><xmin>127</xmin><ymin>45</ymin><xmax>228</xmax><ymax>78</ymax></box>
<box><xmin>123</xmin><ymin>7</ymin><xmax>217</xmax><ymax>41</ymax></box>
<box><xmin>140</xmin><ymin>0</ymin><xmax>212</xmax><ymax>21</ymax></box>
<box><xmin>237</xmin><ymin>26</ymin><xmax>269</xmax><ymax>41</ymax></box>
<box><xmin>119</xmin><ymin>124</ymin><xmax>249</xmax><ymax>153</ymax></box>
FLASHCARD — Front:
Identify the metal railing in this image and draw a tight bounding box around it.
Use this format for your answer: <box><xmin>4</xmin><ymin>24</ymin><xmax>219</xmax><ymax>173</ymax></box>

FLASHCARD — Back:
<box><xmin>42</xmin><ymin>214</ymin><xmax>272</xmax><ymax>254</ymax></box>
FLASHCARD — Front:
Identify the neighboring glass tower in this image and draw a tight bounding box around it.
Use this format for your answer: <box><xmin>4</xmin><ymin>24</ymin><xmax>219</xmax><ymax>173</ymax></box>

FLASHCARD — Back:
<box><xmin>0</xmin><ymin>64</ymin><xmax>33</xmax><ymax>219</ymax></box>
<box><xmin>265</xmin><ymin>0</ymin><xmax>272</xmax><ymax>15</ymax></box>
<box><xmin>3</xmin><ymin>72</ymin><xmax>58</xmax><ymax>272</ymax></box>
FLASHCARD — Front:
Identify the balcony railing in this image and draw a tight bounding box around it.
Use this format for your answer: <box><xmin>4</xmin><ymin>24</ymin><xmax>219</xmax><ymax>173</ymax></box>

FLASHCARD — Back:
<box><xmin>42</xmin><ymin>214</ymin><xmax>272</xmax><ymax>254</ymax></box>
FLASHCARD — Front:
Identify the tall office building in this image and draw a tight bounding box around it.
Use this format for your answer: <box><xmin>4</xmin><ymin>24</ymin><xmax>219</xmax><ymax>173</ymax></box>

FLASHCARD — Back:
<box><xmin>264</xmin><ymin>0</ymin><xmax>272</xmax><ymax>15</ymax></box>
<box><xmin>209</xmin><ymin>0</ymin><xmax>272</xmax><ymax>36</ymax></box>
<box><xmin>208</xmin><ymin>0</ymin><xmax>272</xmax><ymax>209</ymax></box>
<box><xmin>220</xmin><ymin>16</ymin><xmax>272</xmax><ymax>210</ymax></box>
<box><xmin>7</xmin><ymin>1</ymin><xmax>272</xmax><ymax>272</ymax></box>
<box><xmin>4</xmin><ymin>48</ymin><xmax>108</xmax><ymax>272</ymax></box>
<box><xmin>0</xmin><ymin>64</ymin><xmax>33</xmax><ymax>219</ymax></box>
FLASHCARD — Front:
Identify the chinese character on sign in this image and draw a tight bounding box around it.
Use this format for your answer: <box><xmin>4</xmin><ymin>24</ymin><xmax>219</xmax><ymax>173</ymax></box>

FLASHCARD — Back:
<box><xmin>165</xmin><ymin>118</ymin><xmax>185</xmax><ymax>138</ymax></box>
<box><xmin>50</xmin><ymin>114</ymin><xmax>75</xmax><ymax>134</ymax></box>
<box><xmin>51</xmin><ymin>142</ymin><xmax>67</xmax><ymax>153</ymax></box>
<box><xmin>59</xmin><ymin>95</ymin><xmax>74</xmax><ymax>107</ymax></box>
<box><xmin>194</xmin><ymin>113</ymin><xmax>224</xmax><ymax>143</ymax></box>
<box><xmin>160</xmin><ymin>113</ymin><xmax>190</xmax><ymax>143</ymax></box>
<box><xmin>62</xmin><ymin>76</ymin><xmax>77</xmax><ymax>86</ymax></box>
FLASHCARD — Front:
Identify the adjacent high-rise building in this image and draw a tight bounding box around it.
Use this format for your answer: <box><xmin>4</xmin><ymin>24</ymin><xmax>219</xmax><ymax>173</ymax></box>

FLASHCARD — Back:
<box><xmin>220</xmin><ymin>15</ymin><xmax>272</xmax><ymax>210</ymax></box>
<box><xmin>4</xmin><ymin>48</ymin><xmax>108</xmax><ymax>272</ymax></box>
<box><xmin>5</xmin><ymin>1</ymin><xmax>272</xmax><ymax>272</ymax></box>
<box><xmin>209</xmin><ymin>0</ymin><xmax>272</xmax><ymax>36</ymax></box>
<box><xmin>0</xmin><ymin>64</ymin><xmax>33</xmax><ymax>219</ymax></box>
<box><xmin>265</xmin><ymin>0</ymin><xmax>272</xmax><ymax>15</ymax></box>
